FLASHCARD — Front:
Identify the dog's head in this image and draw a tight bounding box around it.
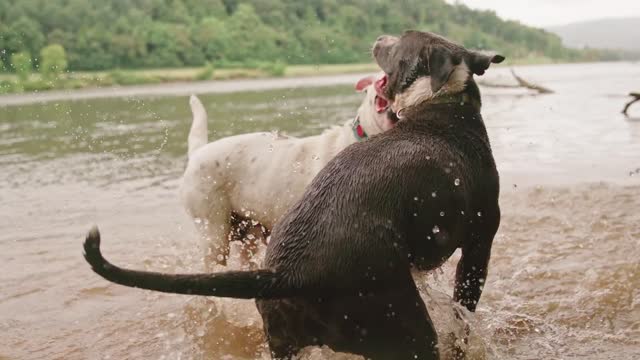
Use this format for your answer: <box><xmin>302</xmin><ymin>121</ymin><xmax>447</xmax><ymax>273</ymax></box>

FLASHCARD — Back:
<box><xmin>354</xmin><ymin>74</ymin><xmax>397</xmax><ymax>134</ymax></box>
<box><xmin>372</xmin><ymin>30</ymin><xmax>504</xmax><ymax>115</ymax></box>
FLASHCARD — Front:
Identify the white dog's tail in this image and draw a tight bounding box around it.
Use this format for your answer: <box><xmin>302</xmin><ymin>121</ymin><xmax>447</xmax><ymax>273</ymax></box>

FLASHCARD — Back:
<box><xmin>188</xmin><ymin>95</ymin><xmax>208</xmax><ymax>156</ymax></box>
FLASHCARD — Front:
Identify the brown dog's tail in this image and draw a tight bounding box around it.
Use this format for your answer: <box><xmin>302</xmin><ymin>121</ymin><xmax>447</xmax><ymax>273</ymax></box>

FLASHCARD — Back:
<box><xmin>83</xmin><ymin>226</ymin><xmax>292</xmax><ymax>299</ymax></box>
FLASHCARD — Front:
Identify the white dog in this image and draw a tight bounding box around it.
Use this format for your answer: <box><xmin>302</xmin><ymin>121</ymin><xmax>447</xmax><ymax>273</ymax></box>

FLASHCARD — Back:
<box><xmin>180</xmin><ymin>76</ymin><xmax>393</xmax><ymax>267</ymax></box>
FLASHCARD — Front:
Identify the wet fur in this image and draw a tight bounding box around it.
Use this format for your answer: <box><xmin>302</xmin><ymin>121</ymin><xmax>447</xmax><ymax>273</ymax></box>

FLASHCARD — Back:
<box><xmin>84</xmin><ymin>31</ymin><xmax>503</xmax><ymax>359</ymax></box>
<box><xmin>181</xmin><ymin>85</ymin><xmax>388</xmax><ymax>268</ymax></box>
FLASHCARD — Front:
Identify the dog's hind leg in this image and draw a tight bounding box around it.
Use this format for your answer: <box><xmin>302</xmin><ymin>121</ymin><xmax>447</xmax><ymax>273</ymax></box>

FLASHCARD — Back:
<box><xmin>229</xmin><ymin>212</ymin><xmax>269</xmax><ymax>268</ymax></box>
<box><xmin>344</xmin><ymin>285</ymin><xmax>440</xmax><ymax>360</ymax></box>
<box><xmin>199</xmin><ymin>203</ymin><xmax>233</xmax><ymax>269</ymax></box>
<box><xmin>182</xmin><ymin>183</ymin><xmax>233</xmax><ymax>268</ymax></box>
<box><xmin>257</xmin><ymin>281</ymin><xmax>440</xmax><ymax>360</ymax></box>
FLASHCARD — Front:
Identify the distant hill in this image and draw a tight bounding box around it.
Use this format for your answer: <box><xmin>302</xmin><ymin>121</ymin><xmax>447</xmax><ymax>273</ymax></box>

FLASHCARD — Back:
<box><xmin>548</xmin><ymin>17</ymin><xmax>640</xmax><ymax>51</ymax></box>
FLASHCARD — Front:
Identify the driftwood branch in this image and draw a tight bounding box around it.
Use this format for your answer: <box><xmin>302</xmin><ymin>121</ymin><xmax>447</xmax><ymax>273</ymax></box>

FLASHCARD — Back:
<box><xmin>510</xmin><ymin>69</ymin><xmax>553</xmax><ymax>94</ymax></box>
<box><xmin>622</xmin><ymin>92</ymin><xmax>640</xmax><ymax>116</ymax></box>
<box><xmin>478</xmin><ymin>69</ymin><xmax>554</xmax><ymax>94</ymax></box>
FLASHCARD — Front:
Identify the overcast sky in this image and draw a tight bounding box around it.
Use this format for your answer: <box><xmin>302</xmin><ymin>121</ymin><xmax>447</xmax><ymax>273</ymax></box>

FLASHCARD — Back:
<box><xmin>445</xmin><ymin>0</ymin><xmax>640</xmax><ymax>27</ymax></box>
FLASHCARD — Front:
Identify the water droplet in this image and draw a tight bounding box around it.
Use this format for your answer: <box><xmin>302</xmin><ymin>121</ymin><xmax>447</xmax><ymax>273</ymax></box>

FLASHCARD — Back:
<box><xmin>431</xmin><ymin>192</ymin><xmax>437</xmax><ymax>198</ymax></box>
<box><xmin>454</xmin><ymin>178</ymin><xmax>460</xmax><ymax>186</ymax></box>
<box><xmin>477</xmin><ymin>211</ymin><xmax>482</xmax><ymax>217</ymax></box>
<box><xmin>440</xmin><ymin>211</ymin><xmax>445</xmax><ymax>216</ymax></box>
<box><xmin>432</xmin><ymin>225</ymin><xmax>440</xmax><ymax>234</ymax></box>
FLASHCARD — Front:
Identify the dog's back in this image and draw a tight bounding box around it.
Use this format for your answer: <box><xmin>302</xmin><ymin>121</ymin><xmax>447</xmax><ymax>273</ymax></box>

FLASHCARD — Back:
<box><xmin>265</xmin><ymin>101</ymin><xmax>499</xmax><ymax>279</ymax></box>
<box><xmin>255</xmin><ymin>102</ymin><xmax>499</xmax><ymax>359</ymax></box>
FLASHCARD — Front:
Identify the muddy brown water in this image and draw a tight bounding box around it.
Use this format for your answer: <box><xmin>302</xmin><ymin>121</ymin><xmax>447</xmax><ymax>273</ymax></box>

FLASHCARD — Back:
<box><xmin>1</xmin><ymin>62</ymin><xmax>639</xmax><ymax>359</ymax></box>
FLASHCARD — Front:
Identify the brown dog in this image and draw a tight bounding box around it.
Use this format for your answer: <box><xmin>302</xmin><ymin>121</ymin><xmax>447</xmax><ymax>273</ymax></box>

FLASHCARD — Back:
<box><xmin>83</xmin><ymin>30</ymin><xmax>503</xmax><ymax>359</ymax></box>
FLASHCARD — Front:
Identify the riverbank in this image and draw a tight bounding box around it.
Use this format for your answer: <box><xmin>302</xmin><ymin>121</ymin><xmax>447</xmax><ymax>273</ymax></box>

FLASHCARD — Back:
<box><xmin>2</xmin><ymin>60</ymin><xmax>635</xmax><ymax>107</ymax></box>
<box><xmin>0</xmin><ymin>72</ymin><xmax>380</xmax><ymax>106</ymax></box>
<box><xmin>0</xmin><ymin>55</ymin><xmax>589</xmax><ymax>99</ymax></box>
<box><xmin>0</xmin><ymin>63</ymin><xmax>381</xmax><ymax>97</ymax></box>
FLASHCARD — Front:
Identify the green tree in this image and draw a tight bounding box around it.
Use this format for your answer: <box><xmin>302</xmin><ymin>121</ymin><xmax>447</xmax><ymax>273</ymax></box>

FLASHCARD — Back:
<box><xmin>141</xmin><ymin>21</ymin><xmax>204</xmax><ymax>67</ymax></box>
<box><xmin>191</xmin><ymin>17</ymin><xmax>230</xmax><ymax>62</ymax></box>
<box><xmin>40</xmin><ymin>44</ymin><xmax>68</xmax><ymax>79</ymax></box>
<box><xmin>183</xmin><ymin>0</ymin><xmax>227</xmax><ymax>20</ymax></box>
<box><xmin>11</xmin><ymin>52</ymin><xmax>32</xmax><ymax>82</ymax></box>
<box><xmin>68</xmin><ymin>29</ymin><xmax>116</xmax><ymax>70</ymax></box>
<box><xmin>9</xmin><ymin>17</ymin><xmax>45</xmax><ymax>55</ymax></box>
<box><xmin>0</xmin><ymin>16</ymin><xmax>45</xmax><ymax>69</ymax></box>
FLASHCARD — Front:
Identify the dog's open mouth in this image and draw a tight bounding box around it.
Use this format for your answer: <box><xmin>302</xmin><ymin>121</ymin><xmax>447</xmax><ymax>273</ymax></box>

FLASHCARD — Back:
<box><xmin>375</xmin><ymin>75</ymin><xmax>399</xmax><ymax>124</ymax></box>
<box><xmin>374</xmin><ymin>75</ymin><xmax>390</xmax><ymax>113</ymax></box>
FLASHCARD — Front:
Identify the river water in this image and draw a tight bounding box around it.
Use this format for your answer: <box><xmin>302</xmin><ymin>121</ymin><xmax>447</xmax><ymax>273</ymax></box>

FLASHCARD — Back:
<box><xmin>1</xmin><ymin>62</ymin><xmax>639</xmax><ymax>359</ymax></box>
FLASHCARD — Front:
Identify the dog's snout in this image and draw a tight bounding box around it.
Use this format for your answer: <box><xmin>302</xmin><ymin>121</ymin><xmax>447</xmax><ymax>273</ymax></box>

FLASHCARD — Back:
<box><xmin>372</xmin><ymin>35</ymin><xmax>399</xmax><ymax>73</ymax></box>
<box><xmin>373</xmin><ymin>35</ymin><xmax>399</xmax><ymax>59</ymax></box>
<box><xmin>374</xmin><ymin>35</ymin><xmax>398</xmax><ymax>47</ymax></box>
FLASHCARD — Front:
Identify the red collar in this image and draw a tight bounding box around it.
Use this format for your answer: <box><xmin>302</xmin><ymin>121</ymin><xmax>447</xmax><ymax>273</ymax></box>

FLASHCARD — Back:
<box><xmin>351</xmin><ymin>116</ymin><xmax>368</xmax><ymax>141</ymax></box>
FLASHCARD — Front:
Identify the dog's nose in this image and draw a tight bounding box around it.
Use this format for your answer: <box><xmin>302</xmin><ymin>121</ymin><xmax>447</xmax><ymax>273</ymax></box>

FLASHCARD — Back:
<box><xmin>374</xmin><ymin>35</ymin><xmax>399</xmax><ymax>48</ymax></box>
<box><xmin>375</xmin><ymin>35</ymin><xmax>393</xmax><ymax>44</ymax></box>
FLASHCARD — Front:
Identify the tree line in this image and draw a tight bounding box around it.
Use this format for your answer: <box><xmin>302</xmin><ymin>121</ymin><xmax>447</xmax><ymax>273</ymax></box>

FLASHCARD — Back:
<box><xmin>0</xmin><ymin>0</ymin><xmax>632</xmax><ymax>73</ymax></box>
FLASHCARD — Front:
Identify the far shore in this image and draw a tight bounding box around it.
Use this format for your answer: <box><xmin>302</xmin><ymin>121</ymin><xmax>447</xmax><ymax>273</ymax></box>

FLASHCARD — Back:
<box><xmin>0</xmin><ymin>57</ymin><xmax>570</xmax><ymax>106</ymax></box>
<box><xmin>0</xmin><ymin>72</ymin><xmax>379</xmax><ymax>106</ymax></box>
<box><xmin>1</xmin><ymin>60</ymin><xmax>630</xmax><ymax>107</ymax></box>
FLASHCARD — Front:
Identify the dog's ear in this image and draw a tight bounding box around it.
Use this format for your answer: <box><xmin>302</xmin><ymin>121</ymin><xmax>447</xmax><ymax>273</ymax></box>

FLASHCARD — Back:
<box><xmin>468</xmin><ymin>51</ymin><xmax>505</xmax><ymax>76</ymax></box>
<box><xmin>426</xmin><ymin>46</ymin><xmax>455</xmax><ymax>93</ymax></box>
<box><xmin>355</xmin><ymin>76</ymin><xmax>375</xmax><ymax>92</ymax></box>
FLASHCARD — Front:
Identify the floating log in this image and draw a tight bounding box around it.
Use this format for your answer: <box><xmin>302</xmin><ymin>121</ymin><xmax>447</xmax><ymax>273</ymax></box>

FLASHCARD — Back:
<box><xmin>622</xmin><ymin>92</ymin><xmax>640</xmax><ymax>116</ymax></box>
<box><xmin>510</xmin><ymin>69</ymin><xmax>554</xmax><ymax>94</ymax></box>
<box><xmin>477</xmin><ymin>69</ymin><xmax>554</xmax><ymax>94</ymax></box>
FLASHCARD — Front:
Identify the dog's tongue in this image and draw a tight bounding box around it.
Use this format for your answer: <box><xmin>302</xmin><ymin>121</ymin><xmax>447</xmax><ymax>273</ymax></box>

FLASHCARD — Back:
<box><xmin>375</xmin><ymin>96</ymin><xmax>389</xmax><ymax>113</ymax></box>
<box><xmin>374</xmin><ymin>75</ymin><xmax>387</xmax><ymax>96</ymax></box>
<box><xmin>374</xmin><ymin>75</ymin><xmax>389</xmax><ymax>113</ymax></box>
